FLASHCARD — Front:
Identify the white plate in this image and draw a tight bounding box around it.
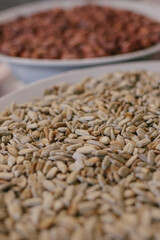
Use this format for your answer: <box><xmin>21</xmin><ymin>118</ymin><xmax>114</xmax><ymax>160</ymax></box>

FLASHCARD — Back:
<box><xmin>0</xmin><ymin>0</ymin><xmax>160</xmax><ymax>83</ymax></box>
<box><xmin>0</xmin><ymin>61</ymin><xmax>160</xmax><ymax>112</ymax></box>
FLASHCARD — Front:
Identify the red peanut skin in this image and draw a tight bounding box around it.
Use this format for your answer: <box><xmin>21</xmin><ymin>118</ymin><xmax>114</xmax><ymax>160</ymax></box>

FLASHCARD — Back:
<box><xmin>0</xmin><ymin>5</ymin><xmax>160</xmax><ymax>59</ymax></box>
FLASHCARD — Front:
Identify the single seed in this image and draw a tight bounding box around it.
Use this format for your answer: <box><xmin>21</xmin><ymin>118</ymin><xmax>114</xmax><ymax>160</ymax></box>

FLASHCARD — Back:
<box><xmin>8</xmin><ymin>200</ymin><xmax>22</xmax><ymax>221</ymax></box>
<box><xmin>18</xmin><ymin>149</ymin><xmax>36</xmax><ymax>155</ymax></box>
<box><xmin>123</xmin><ymin>142</ymin><xmax>134</xmax><ymax>154</ymax></box>
<box><xmin>56</xmin><ymin>161</ymin><xmax>67</xmax><ymax>174</ymax></box>
<box><xmin>155</xmin><ymin>143</ymin><xmax>160</xmax><ymax>151</ymax></box>
<box><xmin>99</xmin><ymin>136</ymin><xmax>110</xmax><ymax>145</ymax></box>
<box><xmin>46</xmin><ymin>167</ymin><xmax>58</xmax><ymax>179</ymax></box>
<box><xmin>147</xmin><ymin>150</ymin><xmax>155</xmax><ymax>165</ymax></box>
<box><xmin>0</xmin><ymin>172</ymin><xmax>13</xmax><ymax>180</ymax></box>
<box><xmin>137</xmin><ymin>138</ymin><xmax>151</xmax><ymax>148</ymax></box>
<box><xmin>75</xmin><ymin>129</ymin><xmax>90</xmax><ymax>136</ymax></box>
<box><xmin>76</xmin><ymin>145</ymin><xmax>98</xmax><ymax>154</ymax></box>
<box><xmin>126</xmin><ymin>155</ymin><xmax>138</xmax><ymax>167</ymax></box>
<box><xmin>39</xmin><ymin>217</ymin><xmax>55</xmax><ymax>230</ymax></box>
<box><xmin>118</xmin><ymin>166</ymin><xmax>130</xmax><ymax>177</ymax></box>
<box><xmin>67</xmin><ymin>171</ymin><xmax>78</xmax><ymax>184</ymax></box>
<box><xmin>23</xmin><ymin>198</ymin><xmax>42</xmax><ymax>208</ymax></box>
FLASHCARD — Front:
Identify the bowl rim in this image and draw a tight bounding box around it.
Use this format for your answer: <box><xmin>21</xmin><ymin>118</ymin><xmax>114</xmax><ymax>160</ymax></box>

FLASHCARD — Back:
<box><xmin>0</xmin><ymin>0</ymin><xmax>160</xmax><ymax>67</ymax></box>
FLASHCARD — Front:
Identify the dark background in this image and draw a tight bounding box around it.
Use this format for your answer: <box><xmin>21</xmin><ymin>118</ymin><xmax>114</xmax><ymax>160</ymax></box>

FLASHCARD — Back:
<box><xmin>0</xmin><ymin>0</ymin><xmax>82</xmax><ymax>10</ymax></box>
<box><xmin>0</xmin><ymin>0</ymin><xmax>42</xmax><ymax>10</ymax></box>
<box><xmin>0</xmin><ymin>0</ymin><xmax>157</xmax><ymax>11</ymax></box>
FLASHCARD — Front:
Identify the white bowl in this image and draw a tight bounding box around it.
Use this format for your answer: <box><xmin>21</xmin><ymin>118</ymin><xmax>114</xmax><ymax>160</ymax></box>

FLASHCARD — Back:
<box><xmin>0</xmin><ymin>60</ymin><xmax>160</xmax><ymax>112</ymax></box>
<box><xmin>0</xmin><ymin>0</ymin><xmax>160</xmax><ymax>83</ymax></box>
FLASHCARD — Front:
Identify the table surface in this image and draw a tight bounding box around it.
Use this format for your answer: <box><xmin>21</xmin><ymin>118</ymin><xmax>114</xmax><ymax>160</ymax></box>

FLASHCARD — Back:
<box><xmin>0</xmin><ymin>0</ymin><xmax>160</xmax><ymax>97</ymax></box>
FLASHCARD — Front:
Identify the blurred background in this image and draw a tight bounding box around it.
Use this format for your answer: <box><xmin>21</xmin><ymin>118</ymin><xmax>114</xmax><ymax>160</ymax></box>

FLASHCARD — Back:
<box><xmin>0</xmin><ymin>0</ymin><xmax>160</xmax><ymax>96</ymax></box>
<box><xmin>0</xmin><ymin>0</ymin><xmax>159</xmax><ymax>10</ymax></box>
<box><xmin>0</xmin><ymin>0</ymin><xmax>39</xmax><ymax>10</ymax></box>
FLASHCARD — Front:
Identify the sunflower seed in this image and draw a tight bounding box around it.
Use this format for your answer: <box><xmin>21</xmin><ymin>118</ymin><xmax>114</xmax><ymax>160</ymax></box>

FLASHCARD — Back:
<box><xmin>0</xmin><ymin>70</ymin><xmax>159</xmax><ymax>239</ymax></box>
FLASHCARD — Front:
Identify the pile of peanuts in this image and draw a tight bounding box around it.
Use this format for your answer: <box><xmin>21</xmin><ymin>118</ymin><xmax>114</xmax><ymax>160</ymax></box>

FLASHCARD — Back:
<box><xmin>0</xmin><ymin>5</ymin><xmax>160</xmax><ymax>59</ymax></box>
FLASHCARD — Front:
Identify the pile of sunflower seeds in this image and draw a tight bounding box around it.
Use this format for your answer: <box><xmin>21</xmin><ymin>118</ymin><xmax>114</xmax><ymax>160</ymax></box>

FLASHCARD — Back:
<box><xmin>0</xmin><ymin>71</ymin><xmax>160</xmax><ymax>240</ymax></box>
